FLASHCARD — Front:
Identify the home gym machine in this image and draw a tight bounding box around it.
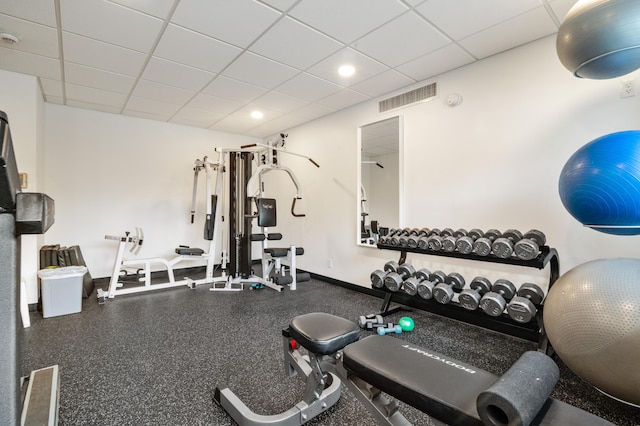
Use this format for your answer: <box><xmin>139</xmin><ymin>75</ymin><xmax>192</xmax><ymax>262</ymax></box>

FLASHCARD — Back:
<box><xmin>97</xmin><ymin>155</ymin><xmax>225</xmax><ymax>302</ymax></box>
<box><xmin>210</xmin><ymin>134</ymin><xmax>318</xmax><ymax>292</ymax></box>
<box><xmin>215</xmin><ymin>312</ymin><xmax>614</xmax><ymax>426</ymax></box>
<box><xmin>0</xmin><ymin>110</ymin><xmax>58</xmax><ymax>425</ymax></box>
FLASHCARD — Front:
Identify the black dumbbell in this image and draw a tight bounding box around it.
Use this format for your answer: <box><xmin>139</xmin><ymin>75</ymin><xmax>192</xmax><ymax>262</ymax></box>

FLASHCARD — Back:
<box><xmin>402</xmin><ymin>268</ymin><xmax>430</xmax><ymax>296</ymax></box>
<box><xmin>358</xmin><ymin>314</ymin><xmax>384</xmax><ymax>329</ymax></box>
<box><xmin>506</xmin><ymin>283</ymin><xmax>545</xmax><ymax>323</ymax></box>
<box><xmin>455</xmin><ymin>228</ymin><xmax>483</xmax><ymax>254</ymax></box>
<box><xmin>491</xmin><ymin>229</ymin><xmax>524</xmax><ymax>259</ymax></box>
<box><xmin>458</xmin><ymin>276</ymin><xmax>492</xmax><ymax>311</ymax></box>
<box><xmin>384</xmin><ymin>263</ymin><xmax>416</xmax><ymax>292</ymax></box>
<box><xmin>479</xmin><ymin>279</ymin><xmax>517</xmax><ymax>316</ymax></box>
<box><xmin>370</xmin><ymin>261</ymin><xmax>400</xmax><ymax>289</ymax></box>
<box><xmin>473</xmin><ymin>229</ymin><xmax>502</xmax><ymax>256</ymax></box>
<box><xmin>433</xmin><ymin>272</ymin><xmax>466</xmax><ymax>304</ymax></box>
<box><xmin>514</xmin><ymin>230</ymin><xmax>547</xmax><ymax>260</ymax></box>
<box><xmin>417</xmin><ymin>270</ymin><xmax>446</xmax><ymax>300</ymax></box>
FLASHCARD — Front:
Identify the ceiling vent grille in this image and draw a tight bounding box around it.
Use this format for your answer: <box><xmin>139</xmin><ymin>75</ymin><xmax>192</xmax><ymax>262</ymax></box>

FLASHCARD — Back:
<box><xmin>378</xmin><ymin>82</ymin><xmax>437</xmax><ymax>112</ymax></box>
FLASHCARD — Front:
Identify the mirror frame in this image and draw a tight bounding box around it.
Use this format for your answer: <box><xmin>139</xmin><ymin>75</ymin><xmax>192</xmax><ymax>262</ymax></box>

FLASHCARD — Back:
<box><xmin>357</xmin><ymin>115</ymin><xmax>404</xmax><ymax>247</ymax></box>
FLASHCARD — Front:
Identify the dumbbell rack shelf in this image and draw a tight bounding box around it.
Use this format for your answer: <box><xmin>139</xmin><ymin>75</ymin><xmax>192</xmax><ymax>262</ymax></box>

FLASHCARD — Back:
<box><xmin>376</xmin><ymin>243</ymin><xmax>559</xmax><ymax>353</ymax></box>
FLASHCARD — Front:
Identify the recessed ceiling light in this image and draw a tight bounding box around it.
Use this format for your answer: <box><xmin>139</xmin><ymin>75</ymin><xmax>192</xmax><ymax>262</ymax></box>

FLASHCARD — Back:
<box><xmin>338</xmin><ymin>65</ymin><xmax>355</xmax><ymax>77</ymax></box>
<box><xmin>251</xmin><ymin>111</ymin><xmax>263</xmax><ymax>120</ymax></box>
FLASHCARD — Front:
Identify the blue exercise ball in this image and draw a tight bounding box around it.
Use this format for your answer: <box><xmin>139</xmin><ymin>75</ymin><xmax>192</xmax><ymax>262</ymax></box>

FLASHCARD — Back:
<box><xmin>558</xmin><ymin>130</ymin><xmax>640</xmax><ymax>235</ymax></box>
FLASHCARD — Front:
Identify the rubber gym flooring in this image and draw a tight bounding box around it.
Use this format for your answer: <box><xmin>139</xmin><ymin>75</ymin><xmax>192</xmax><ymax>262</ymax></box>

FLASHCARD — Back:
<box><xmin>21</xmin><ymin>274</ymin><xmax>638</xmax><ymax>425</ymax></box>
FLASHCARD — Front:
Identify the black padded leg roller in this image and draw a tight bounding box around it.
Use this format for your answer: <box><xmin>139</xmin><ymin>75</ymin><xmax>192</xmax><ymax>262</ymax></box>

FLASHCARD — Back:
<box><xmin>477</xmin><ymin>351</ymin><xmax>559</xmax><ymax>426</ymax></box>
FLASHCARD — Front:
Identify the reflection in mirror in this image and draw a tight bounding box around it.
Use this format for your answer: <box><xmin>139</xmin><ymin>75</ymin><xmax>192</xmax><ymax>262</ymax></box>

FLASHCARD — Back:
<box><xmin>358</xmin><ymin>116</ymin><xmax>402</xmax><ymax>246</ymax></box>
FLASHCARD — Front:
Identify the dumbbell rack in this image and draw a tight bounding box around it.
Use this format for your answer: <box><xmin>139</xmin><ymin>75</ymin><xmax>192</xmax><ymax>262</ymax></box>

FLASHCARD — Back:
<box><xmin>375</xmin><ymin>242</ymin><xmax>559</xmax><ymax>353</ymax></box>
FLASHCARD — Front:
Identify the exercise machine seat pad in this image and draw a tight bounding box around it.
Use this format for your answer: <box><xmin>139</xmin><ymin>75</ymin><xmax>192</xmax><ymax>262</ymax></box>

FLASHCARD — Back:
<box><xmin>289</xmin><ymin>313</ymin><xmax>360</xmax><ymax>355</ymax></box>
<box><xmin>264</xmin><ymin>247</ymin><xmax>304</xmax><ymax>257</ymax></box>
<box><xmin>344</xmin><ymin>335</ymin><xmax>496</xmax><ymax>425</ymax></box>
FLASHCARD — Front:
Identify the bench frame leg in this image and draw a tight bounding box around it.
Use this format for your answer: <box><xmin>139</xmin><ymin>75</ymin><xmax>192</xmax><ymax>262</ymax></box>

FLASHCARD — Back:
<box><xmin>214</xmin><ymin>333</ymin><xmax>419</xmax><ymax>426</ymax></box>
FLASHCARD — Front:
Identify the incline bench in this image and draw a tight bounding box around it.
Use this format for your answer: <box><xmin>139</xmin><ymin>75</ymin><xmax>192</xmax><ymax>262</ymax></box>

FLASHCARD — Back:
<box><xmin>215</xmin><ymin>312</ymin><xmax>614</xmax><ymax>426</ymax></box>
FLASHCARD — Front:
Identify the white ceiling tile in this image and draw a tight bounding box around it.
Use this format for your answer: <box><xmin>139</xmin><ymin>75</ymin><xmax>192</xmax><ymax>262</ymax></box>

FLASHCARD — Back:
<box><xmin>549</xmin><ymin>0</ymin><xmax>579</xmax><ymax>23</ymax></box>
<box><xmin>65</xmin><ymin>82</ymin><xmax>128</xmax><ymax>107</ymax></box>
<box><xmin>66</xmin><ymin>99</ymin><xmax>122</xmax><ymax>114</ymax></box>
<box><xmin>39</xmin><ymin>78</ymin><xmax>63</xmax><ymax>97</ymax></box>
<box><xmin>172</xmin><ymin>0</ymin><xmax>281</xmax><ymax>48</ymax></box>
<box><xmin>276</xmin><ymin>72</ymin><xmax>342</xmax><ymax>102</ymax></box>
<box><xmin>227</xmin><ymin>105</ymin><xmax>282</xmax><ymax>124</ymax></box>
<box><xmin>186</xmin><ymin>93</ymin><xmax>243</xmax><ymax>115</ymax></box>
<box><xmin>0</xmin><ymin>46</ymin><xmax>60</xmax><ymax>79</ymax></box>
<box><xmin>169</xmin><ymin>116</ymin><xmax>212</xmax><ymax>129</ymax></box>
<box><xmin>202</xmin><ymin>76</ymin><xmax>267</xmax><ymax>103</ymax></box>
<box><xmin>307</xmin><ymin>47</ymin><xmax>388</xmax><ymax>86</ymax></box>
<box><xmin>142</xmin><ymin>57</ymin><xmax>215</xmax><ymax>91</ymax></box>
<box><xmin>250</xmin><ymin>17</ymin><xmax>343</xmax><ymax>70</ymax></box>
<box><xmin>249</xmin><ymin>91</ymin><xmax>308</xmax><ymax>114</ymax></box>
<box><xmin>63</xmin><ymin>32</ymin><xmax>146</xmax><ymax>76</ymax></box>
<box><xmin>0</xmin><ymin>0</ymin><xmax>57</xmax><ymax>27</ymax></box>
<box><xmin>45</xmin><ymin>95</ymin><xmax>64</xmax><ymax>104</ymax></box>
<box><xmin>131</xmin><ymin>79</ymin><xmax>196</xmax><ymax>104</ymax></box>
<box><xmin>171</xmin><ymin>106</ymin><xmax>223</xmax><ymax>126</ymax></box>
<box><xmin>289</xmin><ymin>0</ymin><xmax>407</xmax><ymax>44</ymax></box>
<box><xmin>123</xmin><ymin>109</ymin><xmax>174</xmax><ymax>121</ymax></box>
<box><xmin>222</xmin><ymin>51</ymin><xmax>299</xmax><ymax>89</ymax></box>
<box><xmin>404</xmin><ymin>0</ymin><xmax>426</xmax><ymax>6</ymax></box>
<box><xmin>109</xmin><ymin>0</ymin><xmax>177</xmax><ymax>19</ymax></box>
<box><xmin>249</xmin><ymin>113</ymin><xmax>308</xmax><ymax>134</ymax></box>
<box><xmin>354</xmin><ymin>12</ymin><xmax>450</xmax><ymax>68</ymax></box>
<box><xmin>459</xmin><ymin>7</ymin><xmax>558</xmax><ymax>59</ymax></box>
<box><xmin>396</xmin><ymin>44</ymin><xmax>475</xmax><ymax>81</ymax></box>
<box><xmin>258</xmin><ymin>0</ymin><xmax>298</xmax><ymax>12</ymax></box>
<box><xmin>316</xmin><ymin>89</ymin><xmax>370</xmax><ymax>110</ymax></box>
<box><xmin>286</xmin><ymin>102</ymin><xmax>337</xmax><ymax>120</ymax></box>
<box><xmin>65</xmin><ymin>62</ymin><xmax>136</xmax><ymax>94</ymax></box>
<box><xmin>209</xmin><ymin>115</ymin><xmax>260</xmax><ymax>134</ymax></box>
<box><xmin>125</xmin><ymin>96</ymin><xmax>183</xmax><ymax>117</ymax></box>
<box><xmin>350</xmin><ymin>70</ymin><xmax>415</xmax><ymax>98</ymax></box>
<box><xmin>416</xmin><ymin>0</ymin><xmax>542</xmax><ymax>40</ymax></box>
<box><xmin>0</xmin><ymin>15</ymin><xmax>59</xmax><ymax>57</ymax></box>
<box><xmin>154</xmin><ymin>24</ymin><xmax>242</xmax><ymax>73</ymax></box>
<box><xmin>60</xmin><ymin>0</ymin><xmax>164</xmax><ymax>53</ymax></box>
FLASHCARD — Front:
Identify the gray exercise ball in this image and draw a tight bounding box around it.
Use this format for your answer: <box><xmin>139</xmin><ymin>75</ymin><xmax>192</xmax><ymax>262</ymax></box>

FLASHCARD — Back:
<box><xmin>544</xmin><ymin>258</ymin><xmax>640</xmax><ymax>406</ymax></box>
<box><xmin>557</xmin><ymin>0</ymin><xmax>640</xmax><ymax>79</ymax></box>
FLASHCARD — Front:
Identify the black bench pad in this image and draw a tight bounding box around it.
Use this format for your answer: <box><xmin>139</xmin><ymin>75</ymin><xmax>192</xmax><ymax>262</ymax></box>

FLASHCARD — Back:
<box><xmin>344</xmin><ymin>335</ymin><xmax>494</xmax><ymax>425</ymax></box>
<box><xmin>264</xmin><ymin>247</ymin><xmax>304</xmax><ymax>257</ymax></box>
<box><xmin>343</xmin><ymin>335</ymin><xmax>614</xmax><ymax>426</ymax></box>
<box><xmin>289</xmin><ymin>313</ymin><xmax>360</xmax><ymax>355</ymax></box>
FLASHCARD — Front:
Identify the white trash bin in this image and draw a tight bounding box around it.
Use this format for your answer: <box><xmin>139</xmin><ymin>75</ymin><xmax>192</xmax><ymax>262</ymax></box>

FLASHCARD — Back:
<box><xmin>38</xmin><ymin>266</ymin><xmax>87</xmax><ymax>318</ymax></box>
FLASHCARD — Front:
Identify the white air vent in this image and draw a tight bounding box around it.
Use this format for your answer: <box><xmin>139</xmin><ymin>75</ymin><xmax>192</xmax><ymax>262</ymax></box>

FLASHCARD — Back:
<box><xmin>378</xmin><ymin>82</ymin><xmax>437</xmax><ymax>112</ymax></box>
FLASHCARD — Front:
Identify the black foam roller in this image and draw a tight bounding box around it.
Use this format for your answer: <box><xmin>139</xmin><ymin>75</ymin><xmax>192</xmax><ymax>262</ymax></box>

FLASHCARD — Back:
<box><xmin>476</xmin><ymin>351</ymin><xmax>559</xmax><ymax>426</ymax></box>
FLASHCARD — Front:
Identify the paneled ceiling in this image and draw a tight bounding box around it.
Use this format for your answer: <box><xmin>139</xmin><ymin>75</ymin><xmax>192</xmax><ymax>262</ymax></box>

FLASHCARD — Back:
<box><xmin>0</xmin><ymin>0</ymin><xmax>576</xmax><ymax>137</ymax></box>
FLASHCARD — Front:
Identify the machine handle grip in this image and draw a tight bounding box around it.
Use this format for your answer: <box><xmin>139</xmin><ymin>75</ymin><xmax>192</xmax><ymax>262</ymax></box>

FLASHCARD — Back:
<box><xmin>291</xmin><ymin>198</ymin><xmax>305</xmax><ymax>217</ymax></box>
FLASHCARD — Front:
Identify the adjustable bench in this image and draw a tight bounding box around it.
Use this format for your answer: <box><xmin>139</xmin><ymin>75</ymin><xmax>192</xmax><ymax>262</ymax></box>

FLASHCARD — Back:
<box><xmin>215</xmin><ymin>312</ymin><xmax>614</xmax><ymax>426</ymax></box>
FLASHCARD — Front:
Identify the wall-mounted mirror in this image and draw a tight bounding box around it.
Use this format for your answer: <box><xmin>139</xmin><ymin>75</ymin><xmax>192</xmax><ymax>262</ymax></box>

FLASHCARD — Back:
<box><xmin>357</xmin><ymin>116</ymin><xmax>403</xmax><ymax>246</ymax></box>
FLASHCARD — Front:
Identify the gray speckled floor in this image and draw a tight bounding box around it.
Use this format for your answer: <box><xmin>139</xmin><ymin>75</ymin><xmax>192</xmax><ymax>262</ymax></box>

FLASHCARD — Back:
<box><xmin>20</xmin><ymin>276</ymin><xmax>638</xmax><ymax>425</ymax></box>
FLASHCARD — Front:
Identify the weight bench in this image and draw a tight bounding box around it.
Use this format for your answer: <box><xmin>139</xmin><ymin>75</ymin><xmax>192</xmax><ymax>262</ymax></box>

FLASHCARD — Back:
<box><xmin>215</xmin><ymin>312</ymin><xmax>614</xmax><ymax>426</ymax></box>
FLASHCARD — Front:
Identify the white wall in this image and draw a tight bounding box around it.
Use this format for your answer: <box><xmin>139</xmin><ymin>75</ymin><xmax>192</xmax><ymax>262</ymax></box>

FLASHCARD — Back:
<box><xmin>43</xmin><ymin>105</ymin><xmax>260</xmax><ymax>278</ymax></box>
<box><xmin>270</xmin><ymin>35</ymin><xmax>640</xmax><ymax>292</ymax></box>
<box><xmin>0</xmin><ymin>69</ymin><xmax>44</xmax><ymax>304</ymax></box>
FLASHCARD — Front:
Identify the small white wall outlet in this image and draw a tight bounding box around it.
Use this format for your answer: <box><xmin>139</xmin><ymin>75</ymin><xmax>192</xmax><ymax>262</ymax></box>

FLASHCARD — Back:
<box><xmin>621</xmin><ymin>80</ymin><xmax>636</xmax><ymax>98</ymax></box>
<box><xmin>327</xmin><ymin>258</ymin><xmax>333</xmax><ymax>268</ymax></box>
